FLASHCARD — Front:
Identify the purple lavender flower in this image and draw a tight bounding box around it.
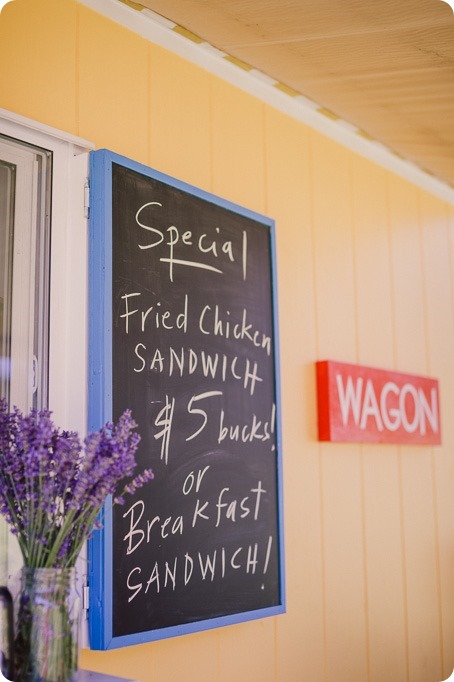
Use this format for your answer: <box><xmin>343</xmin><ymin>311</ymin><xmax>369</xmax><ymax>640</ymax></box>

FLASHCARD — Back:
<box><xmin>0</xmin><ymin>399</ymin><xmax>153</xmax><ymax>568</ymax></box>
<box><xmin>114</xmin><ymin>468</ymin><xmax>154</xmax><ymax>504</ymax></box>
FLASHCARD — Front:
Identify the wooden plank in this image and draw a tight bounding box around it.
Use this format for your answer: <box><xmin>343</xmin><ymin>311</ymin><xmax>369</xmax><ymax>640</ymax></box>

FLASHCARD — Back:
<box><xmin>265</xmin><ymin>107</ymin><xmax>325</xmax><ymax>681</ymax></box>
<box><xmin>78</xmin><ymin>5</ymin><xmax>149</xmax><ymax>164</ymax></box>
<box><xmin>0</xmin><ymin>0</ymin><xmax>77</xmax><ymax>133</ymax></box>
<box><xmin>390</xmin><ymin>178</ymin><xmax>442</xmax><ymax>682</ymax></box>
<box><xmin>148</xmin><ymin>45</ymin><xmax>211</xmax><ymax>189</ymax></box>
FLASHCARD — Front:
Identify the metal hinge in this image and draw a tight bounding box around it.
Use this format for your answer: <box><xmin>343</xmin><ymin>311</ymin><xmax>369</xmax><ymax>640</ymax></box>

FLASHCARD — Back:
<box><xmin>84</xmin><ymin>179</ymin><xmax>90</xmax><ymax>219</ymax></box>
<box><xmin>82</xmin><ymin>584</ymin><xmax>89</xmax><ymax>615</ymax></box>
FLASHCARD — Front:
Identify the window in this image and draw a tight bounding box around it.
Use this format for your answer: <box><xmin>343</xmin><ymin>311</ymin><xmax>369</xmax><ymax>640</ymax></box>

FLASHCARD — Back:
<box><xmin>0</xmin><ymin>135</ymin><xmax>51</xmax><ymax>411</ymax></box>
<box><xmin>0</xmin><ymin>135</ymin><xmax>52</xmax><ymax>584</ymax></box>
<box><xmin>0</xmin><ymin>111</ymin><xmax>91</xmax><ymax>593</ymax></box>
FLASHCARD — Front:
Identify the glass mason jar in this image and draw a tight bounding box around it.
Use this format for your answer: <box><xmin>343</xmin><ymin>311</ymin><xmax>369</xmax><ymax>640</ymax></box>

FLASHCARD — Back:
<box><xmin>14</xmin><ymin>568</ymin><xmax>80</xmax><ymax>682</ymax></box>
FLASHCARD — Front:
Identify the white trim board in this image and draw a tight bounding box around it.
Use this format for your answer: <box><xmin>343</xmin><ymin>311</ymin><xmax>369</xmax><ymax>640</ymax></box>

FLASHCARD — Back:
<box><xmin>78</xmin><ymin>0</ymin><xmax>454</xmax><ymax>205</ymax></box>
<box><xmin>0</xmin><ymin>108</ymin><xmax>94</xmax><ymax>153</ymax></box>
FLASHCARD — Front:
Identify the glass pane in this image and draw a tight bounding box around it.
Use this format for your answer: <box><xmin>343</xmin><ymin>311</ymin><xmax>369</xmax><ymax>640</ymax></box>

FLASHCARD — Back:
<box><xmin>0</xmin><ymin>160</ymin><xmax>15</xmax><ymax>584</ymax></box>
<box><xmin>0</xmin><ymin>136</ymin><xmax>51</xmax><ymax>412</ymax></box>
<box><xmin>0</xmin><ymin>161</ymin><xmax>15</xmax><ymax>405</ymax></box>
<box><xmin>31</xmin><ymin>150</ymin><xmax>51</xmax><ymax>411</ymax></box>
<box><xmin>0</xmin><ymin>137</ymin><xmax>52</xmax><ymax>586</ymax></box>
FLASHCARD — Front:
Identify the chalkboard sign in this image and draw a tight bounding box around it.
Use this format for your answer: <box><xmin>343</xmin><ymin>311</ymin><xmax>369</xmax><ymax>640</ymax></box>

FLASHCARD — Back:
<box><xmin>88</xmin><ymin>150</ymin><xmax>285</xmax><ymax>649</ymax></box>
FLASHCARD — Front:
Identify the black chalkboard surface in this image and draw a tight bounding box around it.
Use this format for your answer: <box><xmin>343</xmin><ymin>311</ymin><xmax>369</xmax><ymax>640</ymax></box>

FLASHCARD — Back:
<box><xmin>88</xmin><ymin>150</ymin><xmax>285</xmax><ymax>649</ymax></box>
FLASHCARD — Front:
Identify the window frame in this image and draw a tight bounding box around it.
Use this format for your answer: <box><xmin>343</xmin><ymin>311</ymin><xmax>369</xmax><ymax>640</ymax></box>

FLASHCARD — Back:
<box><xmin>0</xmin><ymin>108</ymin><xmax>93</xmax><ymax>433</ymax></box>
<box><xmin>0</xmin><ymin>137</ymin><xmax>51</xmax><ymax>410</ymax></box>
<box><xmin>0</xmin><ymin>111</ymin><xmax>93</xmax><ymax>625</ymax></box>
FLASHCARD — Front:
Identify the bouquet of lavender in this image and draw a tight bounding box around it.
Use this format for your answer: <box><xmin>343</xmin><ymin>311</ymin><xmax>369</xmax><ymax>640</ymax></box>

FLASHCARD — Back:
<box><xmin>0</xmin><ymin>398</ymin><xmax>153</xmax><ymax>568</ymax></box>
<box><xmin>0</xmin><ymin>400</ymin><xmax>154</xmax><ymax>681</ymax></box>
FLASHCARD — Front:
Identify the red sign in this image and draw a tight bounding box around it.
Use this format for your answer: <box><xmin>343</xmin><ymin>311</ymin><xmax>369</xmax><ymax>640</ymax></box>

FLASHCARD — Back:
<box><xmin>316</xmin><ymin>361</ymin><xmax>441</xmax><ymax>445</ymax></box>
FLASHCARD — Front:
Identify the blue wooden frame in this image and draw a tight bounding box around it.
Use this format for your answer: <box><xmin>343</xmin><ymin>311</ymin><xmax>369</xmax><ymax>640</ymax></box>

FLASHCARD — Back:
<box><xmin>88</xmin><ymin>149</ymin><xmax>285</xmax><ymax>650</ymax></box>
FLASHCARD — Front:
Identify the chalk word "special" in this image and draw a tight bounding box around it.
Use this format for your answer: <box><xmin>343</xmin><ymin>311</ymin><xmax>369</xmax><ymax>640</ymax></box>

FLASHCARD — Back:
<box><xmin>136</xmin><ymin>201</ymin><xmax>248</xmax><ymax>282</ymax></box>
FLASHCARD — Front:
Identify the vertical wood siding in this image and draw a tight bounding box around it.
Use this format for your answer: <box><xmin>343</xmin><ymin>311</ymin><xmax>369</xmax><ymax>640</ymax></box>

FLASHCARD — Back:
<box><xmin>1</xmin><ymin>2</ymin><xmax>454</xmax><ymax>680</ymax></box>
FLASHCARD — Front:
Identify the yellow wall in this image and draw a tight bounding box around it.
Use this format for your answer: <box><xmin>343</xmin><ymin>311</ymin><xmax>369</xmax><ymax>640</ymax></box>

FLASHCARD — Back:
<box><xmin>2</xmin><ymin>1</ymin><xmax>454</xmax><ymax>680</ymax></box>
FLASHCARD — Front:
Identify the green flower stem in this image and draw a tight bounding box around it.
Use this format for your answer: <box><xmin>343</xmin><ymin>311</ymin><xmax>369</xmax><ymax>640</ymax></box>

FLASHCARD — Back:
<box><xmin>15</xmin><ymin>567</ymin><xmax>79</xmax><ymax>681</ymax></box>
<box><xmin>42</xmin><ymin>508</ymin><xmax>78</xmax><ymax>568</ymax></box>
<box><xmin>64</xmin><ymin>506</ymin><xmax>103</xmax><ymax>567</ymax></box>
